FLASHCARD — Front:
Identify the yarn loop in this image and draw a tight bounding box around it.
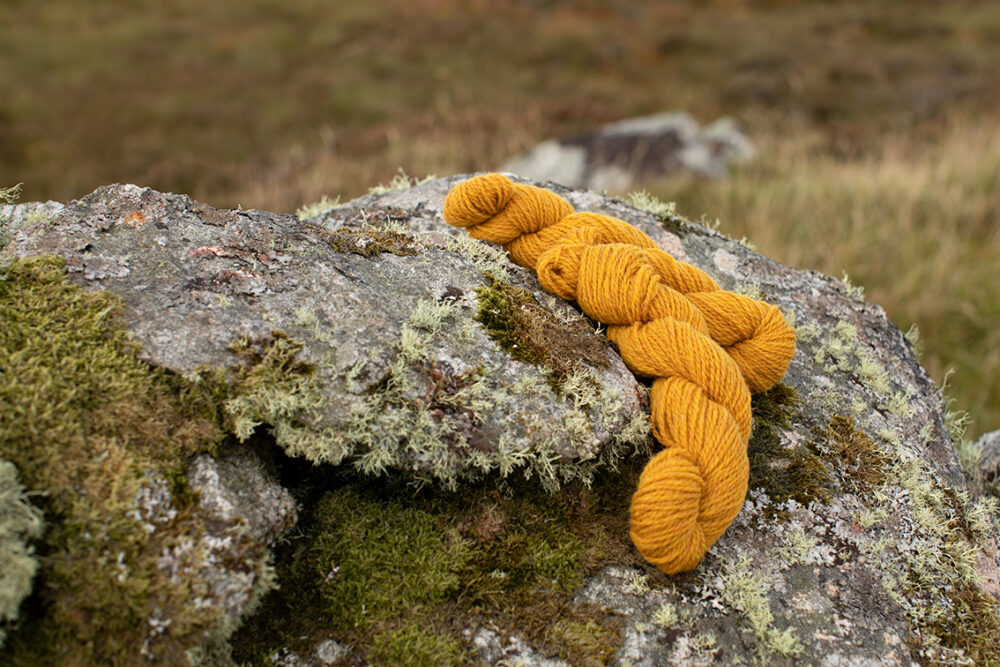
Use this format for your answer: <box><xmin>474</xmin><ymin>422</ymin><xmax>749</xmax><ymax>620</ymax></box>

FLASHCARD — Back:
<box><xmin>443</xmin><ymin>174</ymin><xmax>796</xmax><ymax>574</ymax></box>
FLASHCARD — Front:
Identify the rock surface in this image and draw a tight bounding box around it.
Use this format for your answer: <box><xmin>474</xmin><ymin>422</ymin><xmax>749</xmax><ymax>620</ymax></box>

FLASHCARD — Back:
<box><xmin>501</xmin><ymin>112</ymin><xmax>754</xmax><ymax>191</ymax></box>
<box><xmin>977</xmin><ymin>429</ymin><xmax>1000</xmax><ymax>496</ymax></box>
<box><xmin>3</xmin><ymin>182</ymin><xmax>648</xmax><ymax>490</ymax></box>
<box><xmin>187</xmin><ymin>447</ymin><xmax>298</xmax><ymax>546</ymax></box>
<box><xmin>2</xmin><ymin>176</ymin><xmax>998</xmax><ymax>665</ymax></box>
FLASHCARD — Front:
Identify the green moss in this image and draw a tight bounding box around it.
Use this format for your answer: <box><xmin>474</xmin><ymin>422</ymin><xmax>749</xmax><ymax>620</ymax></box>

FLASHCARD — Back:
<box><xmin>475</xmin><ymin>277</ymin><xmax>608</xmax><ymax>391</ymax></box>
<box><xmin>232</xmin><ymin>460</ymin><xmax>647</xmax><ymax>664</ymax></box>
<box><xmin>311</xmin><ymin>488</ymin><xmax>472</xmax><ymax>628</ymax></box>
<box><xmin>0</xmin><ymin>256</ymin><xmax>234</xmax><ymax>664</ymax></box>
<box><xmin>924</xmin><ymin>585</ymin><xmax>1000</xmax><ymax>666</ymax></box>
<box><xmin>367</xmin><ymin>623</ymin><xmax>469</xmax><ymax>666</ymax></box>
<box><xmin>747</xmin><ymin>384</ymin><xmax>832</xmax><ymax>515</ymax></box>
<box><xmin>548</xmin><ymin>616</ymin><xmax>620</xmax><ymax>665</ymax></box>
<box><xmin>307</xmin><ymin>221</ymin><xmax>419</xmax><ymax>258</ymax></box>
<box><xmin>821</xmin><ymin>416</ymin><xmax>891</xmax><ymax>494</ymax></box>
<box><xmin>367</xmin><ymin>169</ymin><xmax>437</xmax><ymax>195</ymax></box>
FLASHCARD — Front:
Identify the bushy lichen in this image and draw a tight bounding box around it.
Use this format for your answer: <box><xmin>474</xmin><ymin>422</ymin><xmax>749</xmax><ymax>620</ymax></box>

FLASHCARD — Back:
<box><xmin>625</xmin><ymin>190</ymin><xmax>677</xmax><ymax>219</ymax></box>
<box><xmin>717</xmin><ymin>553</ymin><xmax>803</xmax><ymax>658</ymax></box>
<box><xmin>445</xmin><ymin>234</ymin><xmax>511</xmax><ymax>282</ymax></box>
<box><xmin>367</xmin><ymin>169</ymin><xmax>437</xmax><ymax>195</ymax></box>
<box><xmin>288</xmin><ymin>293</ymin><xmax>648</xmax><ymax>492</ymax></box>
<box><xmin>224</xmin><ymin>331</ymin><xmax>325</xmax><ymax>442</ymax></box>
<box><xmin>624</xmin><ymin>189</ymin><xmax>694</xmax><ymax>236</ymax></box>
<box><xmin>0</xmin><ymin>183</ymin><xmax>23</xmax><ymax>247</ymax></box>
<box><xmin>295</xmin><ymin>195</ymin><xmax>340</xmax><ymax>221</ymax></box>
<box><xmin>0</xmin><ymin>256</ymin><xmax>269</xmax><ymax>664</ymax></box>
<box><xmin>0</xmin><ymin>460</ymin><xmax>43</xmax><ymax>647</ymax></box>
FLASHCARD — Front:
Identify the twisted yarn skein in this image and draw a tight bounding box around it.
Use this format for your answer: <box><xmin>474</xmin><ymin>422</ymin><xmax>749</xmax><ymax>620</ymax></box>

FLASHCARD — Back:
<box><xmin>443</xmin><ymin>173</ymin><xmax>796</xmax><ymax>574</ymax></box>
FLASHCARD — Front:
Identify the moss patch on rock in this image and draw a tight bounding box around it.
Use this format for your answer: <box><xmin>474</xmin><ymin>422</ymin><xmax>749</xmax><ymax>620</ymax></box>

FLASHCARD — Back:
<box><xmin>0</xmin><ymin>256</ymin><xmax>253</xmax><ymax>664</ymax></box>
<box><xmin>747</xmin><ymin>384</ymin><xmax>832</xmax><ymax>516</ymax></box>
<box><xmin>474</xmin><ymin>277</ymin><xmax>608</xmax><ymax>391</ymax></box>
<box><xmin>231</xmin><ymin>458</ymin><xmax>649</xmax><ymax>665</ymax></box>
<box><xmin>310</xmin><ymin>221</ymin><xmax>420</xmax><ymax>258</ymax></box>
<box><xmin>821</xmin><ymin>415</ymin><xmax>891</xmax><ymax>495</ymax></box>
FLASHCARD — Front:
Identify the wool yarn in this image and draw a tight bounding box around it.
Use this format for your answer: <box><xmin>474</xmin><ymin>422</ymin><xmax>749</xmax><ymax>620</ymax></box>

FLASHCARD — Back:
<box><xmin>443</xmin><ymin>173</ymin><xmax>796</xmax><ymax>574</ymax></box>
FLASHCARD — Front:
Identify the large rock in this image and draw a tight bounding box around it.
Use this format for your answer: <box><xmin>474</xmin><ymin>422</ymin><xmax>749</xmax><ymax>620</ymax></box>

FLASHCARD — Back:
<box><xmin>501</xmin><ymin>112</ymin><xmax>754</xmax><ymax>191</ymax></box>
<box><xmin>2</xmin><ymin>176</ymin><xmax>998</xmax><ymax>665</ymax></box>
<box><xmin>2</xmin><ymin>181</ymin><xmax>649</xmax><ymax>491</ymax></box>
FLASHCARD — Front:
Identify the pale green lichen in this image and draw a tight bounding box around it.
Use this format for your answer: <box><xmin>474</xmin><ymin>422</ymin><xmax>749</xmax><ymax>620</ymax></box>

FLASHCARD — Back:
<box><xmin>733</xmin><ymin>281</ymin><xmax>764</xmax><ymax>301</ymax></box>
<box><xmin>857</xmin><ymin>354</ymin><xmax>892</xmax><ymax>395</ymax></box>
<box><xmin>628</xmin><ymin>572</ymin><xmax>651</xmax><ymax>595</ymax></box>
<box><xmin>223</xmin><ymin>332</ymin><xmax>327</xmax><ymax>444</ymax></box>
<box><xmin>0</xmin><ymin>460</ymin><xmax>43</xmax><ymax>647</ymax></box>
<box><xmin>880</xmin><ymin>390</ymin><xmax>916</xmax><ymax>418</ymax></box>
<box><xmin>625</xmin><ymin>190</ymin><xmax>677</xmax><ymax>219</ymax></box>
<box><xmin>368</xmin><ymin>168</ymin><xmax>437</xmax><ymax>195</ymax></box>
<box><xmin>651</xmin><ymin>602</ymin><xmax>681</xmax><ymax>629</ymax></box>
<box><xmin>0</xmin><ymin>183</ymin><xmax>23</xmax><ymax>247</ymax></box>
<box><xmin>795</xmin><ymin>321</ymin><xmax>822</xmax><ymax>344</ymax></box>
<box><xmin>904</xmin><ymin>322</ymin><xmax>921</xmax><ymax>350</ymax></box>
<box><xmin>295</xmin><ymin>195</ymin><xmax>341</xmax><ymax>221</ymax></box>
<box><xmin>0</xmin><ymin>183</ymin><xmax>20</xmax><ymax>205</ymax></box>
<box><xmin>807</xmin><ymin>315</ymin><xmax>897</xmax><ymax>399</ymax></box>
<box><xmin>775</xmin><ymin>524</ymin><xmax>820</xmax><ymax>566</ymax></box>
<box><xmin>446</xmin><ymin>234</ymin><xmax>511</xmax><ymax>282</ymax></box>
<box><xmin>287</xmin><ymin>292</ymin><xmax>643</xmax><ymax>490</ymax></box>
<box><xmin>717</xmin><ymin>553</ymin><xmax>803</xmax><ymax>658</ymax></box>
<box><xmin>840</xmin><ymin>271</ymin><xmax>865</xmax><ymax>299</ymax></box>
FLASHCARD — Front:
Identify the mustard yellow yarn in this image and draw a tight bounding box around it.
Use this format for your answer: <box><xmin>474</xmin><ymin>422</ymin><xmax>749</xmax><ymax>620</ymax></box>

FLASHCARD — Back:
<box><xmin>443</xmin><ymin>173</ymin><xmax>796</xmax><ymax>574</ymax></box>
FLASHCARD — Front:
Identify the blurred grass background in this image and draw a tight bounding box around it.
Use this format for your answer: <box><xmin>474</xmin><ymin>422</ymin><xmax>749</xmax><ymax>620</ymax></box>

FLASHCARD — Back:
<box><xmin>1</xmin><ymin>0</ymin><xmax>998</xmax><ymax>438</ymax></box>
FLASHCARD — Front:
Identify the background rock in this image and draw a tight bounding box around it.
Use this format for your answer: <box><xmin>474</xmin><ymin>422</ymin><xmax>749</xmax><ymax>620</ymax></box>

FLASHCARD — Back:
<box><xmin>501</xmin><ymin>112</ymin><xmax>754</xmax><ymax>191</ymax></box>
<box><xmin>977</xmin><ymin>429</ymin><xmax>1000</xmax><ymax>496</ymax></box>
<box><xmin>3</xmin><ymin>176</ymin><xmax>998</xmax><ymax>665</ymax></box>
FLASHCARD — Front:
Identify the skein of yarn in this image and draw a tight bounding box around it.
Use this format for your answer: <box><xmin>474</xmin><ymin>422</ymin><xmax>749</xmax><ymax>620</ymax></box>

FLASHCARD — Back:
<box><xmin>443</xmin><ymin>173</ymin><xmax>796</xmax><ymax>574</ymax></box>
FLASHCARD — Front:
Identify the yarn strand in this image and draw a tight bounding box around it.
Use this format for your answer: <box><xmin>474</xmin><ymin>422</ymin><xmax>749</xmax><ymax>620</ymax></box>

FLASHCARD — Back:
<box><xmin>443</xmin><ymin>173</ymin><xmax>795</xmax><ymax>574</ymax></box>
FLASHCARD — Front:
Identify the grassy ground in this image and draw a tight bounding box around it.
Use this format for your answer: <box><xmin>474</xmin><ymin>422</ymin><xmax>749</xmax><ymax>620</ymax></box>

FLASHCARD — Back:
<box><xmin>2</xmin><ymin>0</ymin><xmax>998</xmax><ymax>436</ymax></box>
<box><xmin>652</xmin><ymin>117</ymin><xmax>1000</xmax><ymax>441</ymax></box>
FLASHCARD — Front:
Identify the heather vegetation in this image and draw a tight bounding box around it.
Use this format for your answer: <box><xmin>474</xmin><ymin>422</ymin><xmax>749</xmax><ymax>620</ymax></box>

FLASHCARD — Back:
<box><xmin>1</xmin><ymin>0</ymin><xmax>997</xmax><ymax>436</ymax></box>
